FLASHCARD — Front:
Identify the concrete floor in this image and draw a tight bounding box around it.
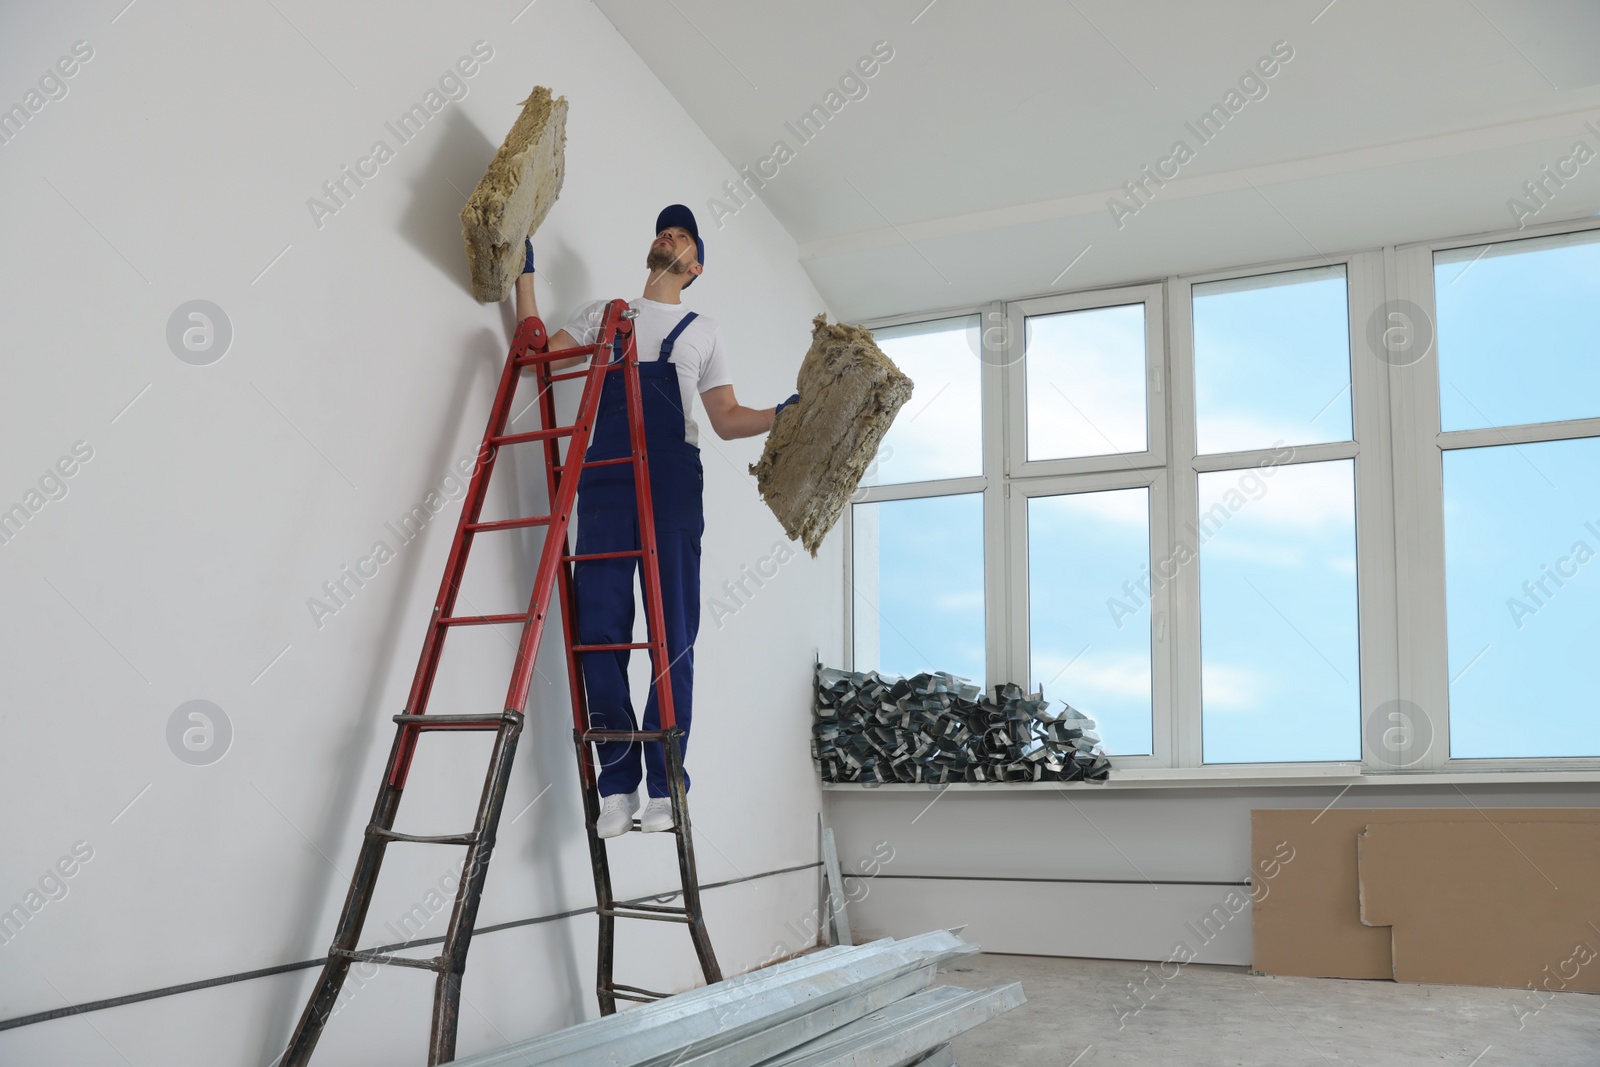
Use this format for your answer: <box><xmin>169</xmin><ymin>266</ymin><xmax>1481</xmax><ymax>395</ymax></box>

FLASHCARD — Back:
<box><xmin>939</xmin><ymin>953</ymin><xmax>1600</xmax><ymax>1066</ymax></box>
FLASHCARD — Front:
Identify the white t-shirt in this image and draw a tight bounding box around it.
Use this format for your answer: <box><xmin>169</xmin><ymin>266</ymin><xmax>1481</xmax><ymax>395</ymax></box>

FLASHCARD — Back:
<box><xmin>561</xmin><ymin>297</ymin><xmax>732</xmax><ymax>448</ymax></box>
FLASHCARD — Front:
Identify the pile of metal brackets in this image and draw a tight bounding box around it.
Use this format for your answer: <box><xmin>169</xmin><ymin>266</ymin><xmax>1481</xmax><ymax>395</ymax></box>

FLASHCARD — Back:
<box><xmin>813</xmin><ymin>666</ymin><xmax>1111</xmax><ymax>784</ymax></box>
<box><xmin>451</xmin><ymin>929</ymin><xmax>1022</xmax><ymax>1067</ymax></box>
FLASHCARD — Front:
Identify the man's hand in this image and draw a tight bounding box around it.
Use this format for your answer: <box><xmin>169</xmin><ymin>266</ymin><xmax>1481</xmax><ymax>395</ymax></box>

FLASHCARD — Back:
<box><xmin>514</xmin><ymin>239</ymin><xmax>536</xmax><ymax>324</ymax></box>
<box><xmin>775</xmin><ymin>392</ymin><xmax>800</xmax><ymax>419</ymax></box>
<box><xmin>513</xmin><ymin>240</ymin><xmax>585</xmax><ymax>373</ymax></box>
<box><xmin>544</xmin><ymin>329</ymin><xmax>585</xmax><ymax>372</ymax></box>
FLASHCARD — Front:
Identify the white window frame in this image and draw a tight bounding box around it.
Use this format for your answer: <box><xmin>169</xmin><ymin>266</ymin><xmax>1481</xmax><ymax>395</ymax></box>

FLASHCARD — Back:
<box><xmin>1004</xmin><ymin>285</ymin><xmax>1168</xmax><ymax>479</ymax></box>
<box><xmin>1170</xmin><ymin>252</ymin><xmax>1391</xmax><ymax>772</ymax></box>
<box><xmin>843</xmin><ymin>303</ymin><xmax>998</xmax><ymax>688</ymax></box>
<box><xmin>842</xmin><ymin>213</ymin><xmax>1600</xmax><ymax>783</ymax></box>
<box><xmin>999</xmin><ymin>285</ymin><xmax>1170</xmax><ymax>768</ymax></box>
<box><xmin>1392</xmin><ymin>214</ymin><xmax>1600</xmax><ymax>774</ymax></box>
<box><xmin>1004</xmin><ymin>469</ymin><xmax>1172</xmax><ymax>770</ymax></box>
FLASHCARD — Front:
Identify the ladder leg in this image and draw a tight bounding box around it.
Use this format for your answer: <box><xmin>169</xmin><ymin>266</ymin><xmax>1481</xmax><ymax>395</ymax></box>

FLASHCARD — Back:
<box><xmin>664</xmin><ymin>730</ymin><xmax>722</xmax><ymax>985</ymax></box>
<box><xmin>427</xmin><ymin>712</ymin><xmax>524</xmax><ymax>1065</ymax></box>
<box><xmin>614</xmin><ymin>313</ymin><xmax>721</xmax><ymax>992</ymax></box>
<box><xmin>280</xmin><ymin>738</ymin><xmax>408</xmax><ymax>1067</ymax></box>
<box><xmin>575</xmin><ymin>734</ymin><xmax>621</xmax><ymax>1015</ymax></box>
<box><xmin>429</xmin><ymin>972</ymin><xmax>464</xmax><ymax>1066</ymax></box>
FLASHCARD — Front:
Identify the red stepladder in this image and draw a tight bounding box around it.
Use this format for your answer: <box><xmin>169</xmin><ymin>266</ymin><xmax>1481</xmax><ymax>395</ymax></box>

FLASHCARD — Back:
<box><xmin>280</xmin><ymin>300</ymin><xmax>720</xmax><ymax>1067</ymax></box>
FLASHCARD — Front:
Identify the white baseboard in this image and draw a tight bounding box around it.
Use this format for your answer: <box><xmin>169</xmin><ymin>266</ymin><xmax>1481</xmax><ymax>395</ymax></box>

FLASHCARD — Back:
<box><xmin>846</xmin><ymin>876</ymin><xmax>1253</xmax><ymax>966</ymax></box>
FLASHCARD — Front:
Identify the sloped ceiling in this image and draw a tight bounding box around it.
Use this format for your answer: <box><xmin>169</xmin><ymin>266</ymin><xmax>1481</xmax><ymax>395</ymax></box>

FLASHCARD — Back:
<box><xmin>595</xmin><ymin>0</ymin><xmax>1600</xmax><ymax>321</ymax></box>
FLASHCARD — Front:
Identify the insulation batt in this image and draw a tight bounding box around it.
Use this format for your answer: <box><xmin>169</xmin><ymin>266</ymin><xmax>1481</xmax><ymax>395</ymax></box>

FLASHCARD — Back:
<box><xmin>750</xmin><ymin>315</ymin><xmax>913</xmax><ymax>555</ymax></box>
<box><xmin>460</xmin><ymin>86</ymin><xmax>568</xmax><ymax>302</ymax></box>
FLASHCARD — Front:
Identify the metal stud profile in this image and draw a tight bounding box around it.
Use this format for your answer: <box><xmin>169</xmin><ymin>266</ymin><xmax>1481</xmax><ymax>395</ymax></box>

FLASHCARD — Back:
<box><xmin>813</xmin><ymin>665</ymin><xmax>1112</xmax><ymax>785</ymax></box>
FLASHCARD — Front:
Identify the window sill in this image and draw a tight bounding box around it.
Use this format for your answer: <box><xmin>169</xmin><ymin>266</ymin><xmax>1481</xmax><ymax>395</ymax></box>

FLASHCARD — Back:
<box><xmin>820</xmin><ymin>763</ymin><xmax>1600</xmax><ymax>792</ymax></box>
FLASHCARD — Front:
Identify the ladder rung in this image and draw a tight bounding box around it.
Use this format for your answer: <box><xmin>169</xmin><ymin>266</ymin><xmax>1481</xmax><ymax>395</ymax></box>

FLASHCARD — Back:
<box><xmin>606</xmin><ymin>983</ymin><xmax>669</xmax><ymax>1003</ymax></box>
<box><xmin>580</xmin><ymin>456</ymin><xmax>634</xmax><ymax>469</ymax></box>
<box><xmin>563</xmin><ymin>550</ymin><xmax>645</xmax><ymax>563</ymax></box>
<box><xmin>439</xmin><ymin>613</ymin><xmax>527</xmax><ymax>627</ymax></box>
<box><xmin>546</xmin><ymin>360</ymin><xmax>628</xmax><ymax>383</ymax></box>
<box><xmin>513</xmin><ymin>343</ymin><xmax>602</xmax><ymax>367</ymax></box>
<box><xmin>489</xmin><ymin>426</ymin><xmax>573</xmax><ymax>447</ymax></box>
<box><xmin>581</xmin><ymin>728</ymin><xmax>672</xmax><ymax>743</ymax></box>
<box><xmin>330</xmin><ymin>947</ymin><xmax>444</xmax><ymax>972</ymax></box>
<box><xmin>600</xmin><ymin>906</ymin><xmax>693</xmax><ymax>924</ymax></box>
<box><xmin>571</xmin><ymin>641</ymin><xmax>651</xmax><ymax>652</ymax></box>
<box><xmin>614</xmin><ymin>901</ymin><xmax>687</xmax><ymax>915</ymax></box>
<box><xmin>466</xmin><ymin>515</ymin><xmax>552</xmax><ymax>533</ymax></box>
<box><xmin>393</xmin><ymin>713</ymin><xmax>514</xmax><ymax>731</ymax></box>
<box><xmin>368</xmin><ymin>827</ymin><xmax>478</xmax><ymax>846</ymax></box>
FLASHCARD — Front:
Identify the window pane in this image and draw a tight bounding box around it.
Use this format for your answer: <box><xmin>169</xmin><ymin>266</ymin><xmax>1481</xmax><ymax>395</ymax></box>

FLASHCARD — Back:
<box><xmin>1435</xmin><ymin>234</ymin><xmax>1600</xmax><ymax>431</ymax></box>
<box><xmin>1193</xmin><ymin>266</ymin><xmax>1352</xmax><ymax>454</ymax></box>
<box><xmin>1199</xmin><ymin>459</ymin><xmax>1359</xmax><ymax>762</ymax></box>
<box><xmin>1443</xmin><ymin>439</ymin><xmax>1600</xmax><ymax>758</ymax></box>
<box><xmin>1025</xmin><ymin>304</ymin><xmax>1147</xmax><ymax>461</ymax></box>
<box><xmin>851</xmin><ymin>494</ymin><xmax>984</xmax><ymax>683</ymax></box>
<box><xmin>863</xmin><ymin>317</ymin><xmax>982</xmax><ymax>485</ymax></box>
<box><xmin>1029</xmin><ymin>488</ymin><xmax>1152</xmax><ymax>755</ymax></box>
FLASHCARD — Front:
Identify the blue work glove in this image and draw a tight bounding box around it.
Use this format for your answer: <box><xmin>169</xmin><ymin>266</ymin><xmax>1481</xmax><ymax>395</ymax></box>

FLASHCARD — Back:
<box><xmin>522</xmin><ymin>236</ymin><xmax>535</xmax><ymax>274</ymax></box>
<box><xmin>775</xmin><ymin>392</ymin><xmax>800</xmax><ymax>418</ymax></box>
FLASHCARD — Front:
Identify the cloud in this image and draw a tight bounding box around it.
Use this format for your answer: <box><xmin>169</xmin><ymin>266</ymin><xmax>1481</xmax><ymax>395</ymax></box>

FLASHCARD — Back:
<box><xmin>932</xmin><ymin>590</ymin><xmax>984</xmax><ymax>612</ymax></box>
<box><xmin>1024</xmin><ymin>306</ymin><xmax>1146</xmax><ymax>459</ymax></box>
<box><xmin>1202</xmin><ymin>539</ymin><xmax>1306</xmax><ymax>569</ymax></box>
<box><xmin>874</xmin><ymin>327</ymin><xmax>981</xmax><ymax>484</ymax></box>
<box><xmin>1201</xmin><ymin>662</ymin><xmax>1270</xmax><ymax>713</ymax></box>
<box><xmin>1032</xmin><ymin>484</ymin><xmax>1148</xmax><ymax>528</ymax></box>
<box><xmin>1042</xmin><ymin>651</ymin><xmax>1151</xmax><ymax>702</ymax></box>
<box><xmin>1198</xmin><ymin>459</ymin><xmax>1355</xmax><ymax>533</ymax></box>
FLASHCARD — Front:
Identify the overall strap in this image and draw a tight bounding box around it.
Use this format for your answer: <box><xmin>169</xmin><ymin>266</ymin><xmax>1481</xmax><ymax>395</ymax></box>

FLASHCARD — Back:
<box><xmin>656</xmin><ymin>312</ymin><xmax>699</xmax><ymax>362</ymax></box>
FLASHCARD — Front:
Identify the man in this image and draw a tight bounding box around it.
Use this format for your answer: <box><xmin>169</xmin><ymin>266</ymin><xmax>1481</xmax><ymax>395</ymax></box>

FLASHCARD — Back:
<box><xmin>516</xmin><ymin>205</ymin><xmax>798</xmax><ymax>839</ymax></box>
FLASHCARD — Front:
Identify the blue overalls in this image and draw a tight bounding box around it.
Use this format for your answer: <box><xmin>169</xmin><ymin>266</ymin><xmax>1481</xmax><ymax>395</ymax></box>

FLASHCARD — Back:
<box><xmin>574</xmin><ymin>311</ymin><xmax>704</xmax><ymax>798</ymax></box>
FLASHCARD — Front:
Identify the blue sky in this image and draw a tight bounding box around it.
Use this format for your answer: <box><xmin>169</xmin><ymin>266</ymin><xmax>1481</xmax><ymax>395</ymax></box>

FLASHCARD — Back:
<box><xmin>850</xmin><ymin>238</ymin><xmax>1597</xmax><ymax>763</ymax></box>
<box><xmin>1437</xmin><ymin>237</ymin><xmax>1600</xmax><ymax>758</ymax></box>
<box><xmin>1190</xmin><ymin>270</ymin><xmax>1358</xmax><ymax>763</ymax></box>
<box><xmin>1443</xmin><ymin>439</ymin><xmax>1600</xmax><ymax>758</ymax></box>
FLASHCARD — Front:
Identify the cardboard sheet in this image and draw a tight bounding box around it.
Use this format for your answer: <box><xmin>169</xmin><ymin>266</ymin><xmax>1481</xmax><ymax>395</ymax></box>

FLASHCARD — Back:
<box><xmin>1250</xmin><ymin>808</ymin><xmax>1600</xmax><ymax>981</ymax></box>
<box><xmin>1359</xmin><ymin>821</ymin><xmax>1600</xmax><ymax>992</ymax></box>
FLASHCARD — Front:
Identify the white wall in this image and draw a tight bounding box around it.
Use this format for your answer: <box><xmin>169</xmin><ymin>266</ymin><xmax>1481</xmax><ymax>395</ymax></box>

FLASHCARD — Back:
<box><xmin>825</xmin><ymin>781</ymin><xmax>1600</xmax><ymax>970</ymax></box>
<box><xmin>0</xmin><ymin>2</ymin><xmax>840</xmax><ymax>1063</ymax></box>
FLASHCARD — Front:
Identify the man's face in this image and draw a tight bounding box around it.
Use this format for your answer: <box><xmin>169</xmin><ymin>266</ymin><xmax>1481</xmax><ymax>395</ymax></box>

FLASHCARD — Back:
<box><xmin>646</xmin><ymin>226</ymin><xmax>700</xmax><ymax>280</ymax></box>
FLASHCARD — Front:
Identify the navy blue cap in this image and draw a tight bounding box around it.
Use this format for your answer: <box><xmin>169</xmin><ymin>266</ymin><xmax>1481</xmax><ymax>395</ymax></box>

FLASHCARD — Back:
<box><xmin>656</xmin><ymin>203</ymin><xmax>704</xmax><ymax>287</ymax></box>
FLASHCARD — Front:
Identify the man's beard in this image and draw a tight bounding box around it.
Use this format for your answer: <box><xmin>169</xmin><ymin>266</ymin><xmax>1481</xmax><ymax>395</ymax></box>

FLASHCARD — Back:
<box><xmin>646</xmin><ymin>245</ymin><xmax>689</xmax><ymax>274</ymax></box>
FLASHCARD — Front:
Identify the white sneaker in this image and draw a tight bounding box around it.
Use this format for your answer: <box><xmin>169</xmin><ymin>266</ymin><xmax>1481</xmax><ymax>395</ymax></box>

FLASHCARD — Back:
<box><xmin>639</xmin><ymin>796</ymin><xmax>675</xmax><ymax>833</ymax></box>
<box><xmin>596</xmin><ymin>792</ymin><xmax>638</xmax><ymax>839</ymax></box>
